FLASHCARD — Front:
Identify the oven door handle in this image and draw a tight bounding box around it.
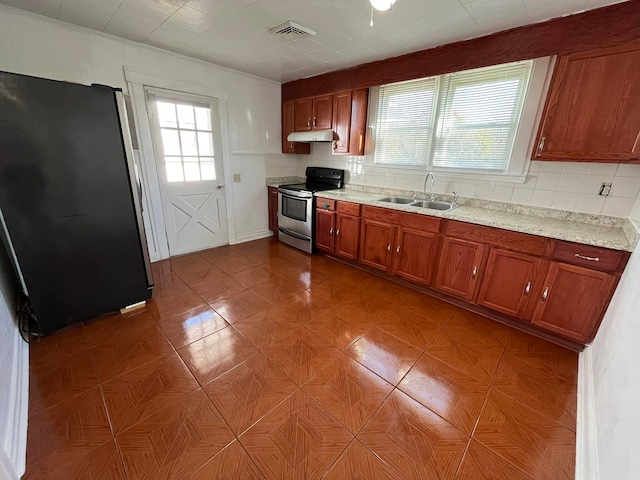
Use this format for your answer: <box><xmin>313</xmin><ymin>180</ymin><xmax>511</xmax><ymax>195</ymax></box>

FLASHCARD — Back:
<box><xmin>278</xmin><ymin>227</ymin><xmax>311</xmax><ymax>241</ymax></box>
<box><xmin>278</xmin><ymin>190</ymin><xmax>313</xmax><ymax>200</ymax></box>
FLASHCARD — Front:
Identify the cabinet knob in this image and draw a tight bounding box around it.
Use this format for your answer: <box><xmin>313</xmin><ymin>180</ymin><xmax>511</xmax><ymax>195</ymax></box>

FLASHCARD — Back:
<box><xmin>313</xmin><ymin>116</ymin><xmax>317</xmax><ymax>128</ymax></box>
<box><xmin>472</xmin><ymin>266</ymin><xmax>478</xmax><ymax>278</ymax></box>
<box><xmin>537</xmin><ymin>136</ymin><xmax>546</xmax><ymax>156</ymax></box>
<box><xmin>541</xmin><ymin>287</ymin><xmax>549</xmax><ymax>303</ymax></box>
<box><xmin>524</xmin><ymin>281</ymin><xmax>532</xmax><ymax>295</ymax></box>
<box><xmin>336</xmin><ymin>229</ymin><xmax>340</xmax><ymax>236</ymax></box>
<box><xmin>387</xmin><ymin>244</ymin><xmax>391</xmax><ymax>253</ymax></box>
<box><xmin>396</xmin><ymin>245</ymin><xmax>401</xmax><ymax>255</ymax></box>
<box><xmin>329</xmin><ymin>228</ymin><xmax>333</xmax><ymax>235</ymax></box>
<box><xmin>323</xmin><ymin>203</ymin><xmax>330</xmax><ymax>210</ymax></box>
<box><xmin>307</xmin><ymin>118</ymin><xmax>311</xmax><ymax>128</ymax></box>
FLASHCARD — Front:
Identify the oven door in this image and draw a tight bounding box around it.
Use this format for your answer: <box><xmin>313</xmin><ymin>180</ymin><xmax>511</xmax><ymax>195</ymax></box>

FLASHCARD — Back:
<box><xmin>278</xmin><ymin>190</ymin><xmax>312</xmax><ymax>238</ymax></box>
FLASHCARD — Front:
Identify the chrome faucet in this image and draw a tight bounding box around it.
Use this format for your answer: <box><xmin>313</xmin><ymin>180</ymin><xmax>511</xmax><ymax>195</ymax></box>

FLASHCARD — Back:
<box><xmin>423</xmin><ymin>172</ymin><xmax>435</xmax><ymax>200</ymax></box>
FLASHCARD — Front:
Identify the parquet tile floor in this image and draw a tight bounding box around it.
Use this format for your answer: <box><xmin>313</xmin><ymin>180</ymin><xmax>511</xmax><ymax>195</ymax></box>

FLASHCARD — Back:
<box><xmin>25</xmin><ymin>237</ymin><xmax>578</xmax><ymax>479</ymax></box>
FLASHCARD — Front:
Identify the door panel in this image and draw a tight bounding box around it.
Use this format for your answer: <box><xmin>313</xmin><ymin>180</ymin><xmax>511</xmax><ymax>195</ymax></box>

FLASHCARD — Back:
<box><xmin>335</xmin><ymin>213</ymin><xmax>359</xmax><ymax>260</ymax></box>
<box><xmin>393</xmin><ymin>228</ymin><xmax>439</xmax><ymax>285</ymax></box>
<box><xmin>435</xmin><ymin>237</ymin><xmax>485</xmax><ymax>301</ymax></box>
<box><xmin>148</xmin><ymin>92</ymin><xmax>228</xmax><ymax>256</ymax></box>
<box><xmin>294</xmin><ymin>97</ymin><xmax>313</xmax><ymax>132</ymax></box>
<box><xmin>314</xmin><ymin>95</ymin><xmax>333</xmax><ymax>130</ymax></box>
<box><xmin>315</xmin><ymin>210</ymin><xmax>334</xmax><ymax>253</ymax></box>
<box><xmin>359</xmin><ymin>219</ymin><xmax>394</xmax><ymax>272</ymax></box>
<box><xmin>478</xmin><ymin>249</ymin><xmax>540</xmax><ymax>318</ymax></box>
<box><xmin>532</xmin><ymin>262</ymin><xmax>615</xmax><ymax>342</ymax></box>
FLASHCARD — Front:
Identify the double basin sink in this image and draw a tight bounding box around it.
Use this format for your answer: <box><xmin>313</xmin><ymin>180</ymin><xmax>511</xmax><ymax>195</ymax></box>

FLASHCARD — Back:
<box><xmin>377</xmin><ymin>196</ymin><xmax>457</xmax><ymax>212</ymax></box>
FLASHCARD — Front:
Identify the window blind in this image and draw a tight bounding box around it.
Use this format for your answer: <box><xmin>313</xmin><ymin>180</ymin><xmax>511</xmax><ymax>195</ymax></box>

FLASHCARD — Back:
<box><xmin>374</xmin><ymin>78</ymin><xmax>437</xmax><ymax>166</ymax></box>
<box><xmin>433</xmin><ymin>62</ymin><xmax>531</xmax><ymax>171</ymax></box>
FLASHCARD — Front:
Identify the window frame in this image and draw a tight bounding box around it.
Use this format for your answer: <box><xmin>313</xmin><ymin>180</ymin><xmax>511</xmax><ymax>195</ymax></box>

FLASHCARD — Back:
<box><xmin>365</xmin><ymin>57</ymin><xmax>553</xmax><ymax>182</ymax></box>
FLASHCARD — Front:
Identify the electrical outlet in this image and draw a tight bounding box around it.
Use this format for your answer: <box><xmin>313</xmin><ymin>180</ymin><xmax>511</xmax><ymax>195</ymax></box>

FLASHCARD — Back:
<box><xmin>599</xmin><ymin>182</ymin><xmax>612</xmax><ymax>196</ymax></box>
<box><xmin>233</xmin><ymin>174</ymin><xmax>241</xmax><ymax>183</ymax></box>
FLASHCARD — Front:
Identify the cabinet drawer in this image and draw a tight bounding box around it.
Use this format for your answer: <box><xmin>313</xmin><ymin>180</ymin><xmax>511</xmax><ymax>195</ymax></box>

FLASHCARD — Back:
<box><xmin>553</xmin><ymin>241</ymin><xmax>628</xmax><ymax>273</ymax></box>
<box><xmin>316</xmin><ymin>198</ymin><xmax>335</xmax><ymax>211</ymax></box>
<box><xmin>396</xmin><ymin>211</ymin><xmax>441</xmax><ymax>233</ymax></box>
<box><xmin>336</xmin><ymin>201</ymin><xmax>360</xmax><ymax>216</ymax></box>
<box><xmin>444</xmin><ymin>220</ymin><xmax>548</xmax><ymax>256</ymax></box>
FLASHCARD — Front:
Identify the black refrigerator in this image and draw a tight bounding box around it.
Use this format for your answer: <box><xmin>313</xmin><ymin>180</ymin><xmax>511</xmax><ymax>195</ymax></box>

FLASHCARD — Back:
<box><xmin>0</xmin><ymin>71</ymin><xmax>153</xmax><ymax>334</ymax></box>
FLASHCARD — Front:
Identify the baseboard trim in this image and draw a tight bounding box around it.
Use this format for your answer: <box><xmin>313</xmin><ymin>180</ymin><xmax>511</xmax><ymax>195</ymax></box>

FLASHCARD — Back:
<box><xmin>577</xmin><ymin>347</ymin><xmax>598</xmax><ymax>480</ymax></box>
<box><xmin>233</xmin><ymin>229</ymin><xmax>273</xmax><ymax>244</ymax></box>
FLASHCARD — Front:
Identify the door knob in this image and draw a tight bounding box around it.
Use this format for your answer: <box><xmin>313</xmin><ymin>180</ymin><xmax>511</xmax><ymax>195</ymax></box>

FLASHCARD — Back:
<box><xmin>217</xmin><ymin>184</ymin><xmax>225</xmax><ymax>189</ymax></box>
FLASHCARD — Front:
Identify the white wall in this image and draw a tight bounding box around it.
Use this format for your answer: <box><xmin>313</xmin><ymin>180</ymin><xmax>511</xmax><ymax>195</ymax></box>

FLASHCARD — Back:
<box><xmin>0</xmin><ymin>5</ymin><xmax>286</xmax><ymax>255</ymax></box>
<box><xmin>0</xmin><ymin>245</ymin><xmax>28</xmax><ymax>479</ymax></box>
<box><xmin>581</xmin><ymin>246</ymin><xmax>640</xmax><ymax>479</ymax></box>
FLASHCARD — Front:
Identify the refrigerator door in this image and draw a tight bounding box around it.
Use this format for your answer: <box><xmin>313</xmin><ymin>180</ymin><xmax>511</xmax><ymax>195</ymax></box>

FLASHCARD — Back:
<box><xmin>0</xmin><ymin>71</ymin><xmax>153</xmax><ymax>333</ymax></box>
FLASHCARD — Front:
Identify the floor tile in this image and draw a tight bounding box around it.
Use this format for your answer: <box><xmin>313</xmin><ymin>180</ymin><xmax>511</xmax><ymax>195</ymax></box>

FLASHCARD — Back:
<box><xmin>262</xmin><ymin>257</ymin><xmax>308</xmax><ymax>277</ymax></box>
<box><xmin>358</xmin><ymin>390</ymin><xmax>468</xmax><ymax>480</ymax></box>
<box><xmin>274</xmin><ymin>290</ymin><xmax>333</xmax><ymax>323</ymax></box>
<box><xmin>473</xmin><ymin>390</ymin><xmax>575</xmax><ymax>480</ymax></box>
<box><xmin>158</xmin><ymin>306</ymin><xmax>229</xmax><ymax>349</ymax></box>
<box><xmin>187</xmin><ymin>440</ymin><xmax>266</xmax><ymax>479</ymax></box>
<box><xmin>230</xmin><ymin>265</ymin><xmax>281</xmax><ymax>289</ymax></box>
<box><xmin>401</xmin><ymin>292</ymin><xmax>459</xmax><ymax>324</ymax></box>
<box><xmin>310</xmin><ymin>279</ymin><xmax>364</xmax><ymax>303</ymax></box>
<box><xmin>398</xmin><ymin>353</ymin><xmax>489</xmax><ymax>434</ymax></box>
<box><xmin>505</xmin><ymin>331</ymin><xmax>579</xmax><ymax>383</ymax></box>
<box><xmin>29</xmin><ymin>350</ymin><xmax>99</xmax><ymax>416</ymax></box>
<box><xmin>251</xmin><ymin>276</ymin><xmax>304</xmax><ymax>304</ymax></box>
<box><xmin>376</xmin><ymin>307</ymin><xmax>444</xmax><ymax>350</ymax></box>
<box><xmin>229</xmin><ymin>237</ymin><xmax>274</xmax><ymax>256</ymax></box>
<box><xmin>492</xmin><ymin>354</ymin><xmax>577</xmax><ymax>431</ymax></box>
<box><xmin>287</xmin><ymin>267</ymin><xmax>330</xmax><ymax>289</ymax></box>
<box><xmin>454</xmin><ymin>439</ymin><xmax>534</xmax><ymax>480</ymax></box>
<box><xmin>345</xmin><ymin>327</ymin><xmax>422</xmax><ymax>385</ymax></box>
<box><xmin>261</xmin><ymin>325</ymin><xmax>342</xmax><ymax>385</ymax></box>
<box><xmin>203</xmin><ymin>354</ymin><xmax>298</xmax><ymax>435</ymax></box>
<box><xmin>190</xmin><ymin>275</ymin><xmax>247</xmax><ymax>304</ymax></box>
<box><xmin>324</xmin><ymin>440</ymin><xmax>400</xmax><ymax>480</ymax></box>
<box><xmin>28</xmin><ymin>322</ymin><xmax>91</xmax><ymax>369</ymax></box>
<box><xmin>426</xmin><ymin>328</ymin><xmax>503</xmax><ymax>385</ymax></box>
<box><xmin>232</xmin><ymin>306</ymin><xmax>299</xmax><ymax>350</ymax></box>
<box><xmin>24</xmin><ymin>388</ymin><xmax>115</xmax><ymax>479</ymax></box>
<box><xmin>362</xmin><ymin>281</ymin><xmax>414</xmax><ymax>307</ymax></box>
<box><xmin>101</xmin><ymin>352</ymin><xmax>199</xmax><ymax>434</ymax></box>
<box><xmin>169</xmin><ymin>253</ymin><xmax>211</xmax><ymax>273</ymax></box>
<box><xmin>332</xmin><ymin>268</ymin><xmax>379</xmax><ymax>289</ymax></box>
<box><xmin>118</xmin><ymin>389</ymin><xmax>235</xmax><ymax>480</ymax></box>
<box><xmin>152</xmin><ymin>271</ymin><xmax>190</xmax><ymax>297</ymax></box>
<box><xmin>87</xmin><ymin>323</ymin><xmax>174</xmax><ymax>383</ymax></box>
<box><xmin>240</xmin><ymin>390</ymin><xmax>353</xmax><ymax>480</ymax></box>
<box><xmin>338</xmin><ymin>292</ymin><xmax>397</xmax><ymax>324</ymax></box>
<box><xmin>178</xmin><ymin>326</ymin><xmax>258</xmax><ymax>385</ymax></box>
<box><xmin>303</xmin><ymin>305</ymin><xmax>373</xmax><ymax>350</ymax></box>
<box><xmin>175</xmin><ymin>264</ymin><xmax>227</xmax><ymax>288</ymax></box>
<box><xmin>81</xmin><ymin>310</ymin><xmax>158</xmax><ymax>349</ymax></box>
<box><xmin>303</xmin><ymin>354</ymin><xmax>393</xmax><ymax>434</ymax></box>
<box><xmin>210</xmin><ymin>289</ymin><xmax>272</xmax><ymax>324</ymax></box>
<box><xmin>199</xmin><ymin>246</ymin><xmax>237</xmax><ymax>264</ymax></box>
<box><xmin>213</xmin><ymin>252</ymin><xmax>258</xmax><ymax>275</ymax></box>
<box><xmin>446</xmin><ymin>310</ymin><xmax>512</xmax><ymax>350</ymax></box>
<box><xmin>148</xmin><ymin>288</ymin><xmax>208</xmax><ymax>321</ymax></box>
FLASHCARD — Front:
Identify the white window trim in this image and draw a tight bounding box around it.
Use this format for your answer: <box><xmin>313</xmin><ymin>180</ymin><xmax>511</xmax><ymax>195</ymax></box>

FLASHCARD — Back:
<box><xmin>364</xmin><ymin>56</ymin><xmax>555</xmax><ymax>183</ymax></box>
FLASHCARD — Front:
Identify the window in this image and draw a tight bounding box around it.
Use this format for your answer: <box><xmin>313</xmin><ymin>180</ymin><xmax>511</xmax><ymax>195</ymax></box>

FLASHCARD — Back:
<box><xmin>152</xmin><ymin>97</ymin><xmax>216</xmax><ymax>183</ymax></box>
<box><xmin>372</xmin><ymin>60</ymin><xmax>544</xmax><ymax>176</ymax></box>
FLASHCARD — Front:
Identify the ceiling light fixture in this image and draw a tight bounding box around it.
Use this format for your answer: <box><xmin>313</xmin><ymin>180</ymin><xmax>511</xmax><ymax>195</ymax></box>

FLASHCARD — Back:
<box><xmin>369</xmin><ymin>0</ymin><xmax>396</xmax><ymax>27</ymax></box>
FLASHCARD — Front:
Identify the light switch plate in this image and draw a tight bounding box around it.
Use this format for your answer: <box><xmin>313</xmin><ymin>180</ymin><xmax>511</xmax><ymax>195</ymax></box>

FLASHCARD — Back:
<box><xmin>233</xmin><ymin>174</ymin><xmax>241</xmax><ymax>182</ymax></box>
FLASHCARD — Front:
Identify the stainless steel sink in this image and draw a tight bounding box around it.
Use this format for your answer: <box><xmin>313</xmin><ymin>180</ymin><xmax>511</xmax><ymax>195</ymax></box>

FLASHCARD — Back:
<box><xmin>378</xmin><ymin>196</ymin><xmax>416</xmax><ymax>204</ymax></box>
<box><xmin>412</xmin><ymin>200</ymin><xmax>457</xmax><ymax>211</ymax></box>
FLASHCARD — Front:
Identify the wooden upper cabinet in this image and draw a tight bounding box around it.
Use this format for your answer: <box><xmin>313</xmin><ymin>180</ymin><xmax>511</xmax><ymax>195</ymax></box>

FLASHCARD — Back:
<box><xmin>332</xmin><ymin>91</ymin><xmax>352</xmax><ymax>154</ymax></box>
<box><xmin>391</xmin><ymin>227</ymin><xmax>439</xmax><ymax>286</ymax></box>
<box><xmin>531</xmin><ymin>262</ymin><xmax>616</xmax><ymax>342</ymax></box>
<box><xmin>435</xmin><ymin>237</ymin><xmax>486</xmax><ymax>301</ymax></box>
<box><xmin>282</xmin><ymin>100</ymin><xmax>310</xmax><ymax>155</ymax></box>
<box><xmin>477</xmin><ymin>249</ymin><xmax>542</xmax><ymax>319</ymax></box>
<box><xmin>294</xmin><ymin>95</ymin><xmax>333</xmax><ymax>132</ymax></box>
<box><xmin>534</xmin><ymin>42</ymin><xmax>640</xmax><ymax>163</ymax></box>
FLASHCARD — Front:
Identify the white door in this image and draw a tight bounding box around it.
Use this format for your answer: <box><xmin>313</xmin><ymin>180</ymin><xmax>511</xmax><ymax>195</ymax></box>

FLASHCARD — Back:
<box><xmin>147</xmin><ymin>90</ymin><xmax>228</xmax><ymax>256</ymax></box>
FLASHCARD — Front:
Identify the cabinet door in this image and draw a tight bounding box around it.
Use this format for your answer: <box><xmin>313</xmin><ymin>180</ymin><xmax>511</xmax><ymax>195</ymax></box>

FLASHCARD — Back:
<box><xmin>282</xmin><ymin>101</ymin><xmax>296</xmax><ymax>153</ymax></box>
<box><xmin>531</xmin><ymin>262</ymin><xmax>615</xmax><ymax>342</ymax></box>
<box><xmin>349</xmin><ymin>88</ymin><xmax>368</xmax><ymax>156</ymax></box>
<box><xmin>534</xmin><ymin>43</ymin><xmax>640</xmax><ymax>162</ymax></box>
<box><xmin>267</xmin><ymin>187</ymin><xmax>278</xmax><ymax>237</ymax></box>
<box><xmin>294</xmin><ymin>97</ymin><xmax>313</xmax><ymax>132</ymax></box>
<box><xmin>435</xmin><ymin>237</ymin><xmax>485</xmax><ymax>301</ymax></box>
<box><xmin>315</xmin><ymin>209</ymin><xmax>335</xmax><ymax>253</ymax></box>
<box><xmin>332</xmin><ymin>91</ymin><xmax>352</xmax><ymax>154</ymax></box>
<box><xmin>359</xmin><ymin>218</ymin><xmax>394</xmax><ymax>272</ymax></box>
<box><xmin>392</xmin><ymin>227</ymin><xmax>439</xmax><ymax>285</ymax></box>
<box><xmin>478</xmin><ymin>249</ymin><xmax>541</xmax><ymax>318</ymax></box>
<box><xmin>313</xmin><ymin>94</ymin><xmax>333</xmax><ymax>130</ymax></box>
<box><xmin>335</xmin><ymin>213</ymin><xmax>360</xmax><ymax>260</ymax></box>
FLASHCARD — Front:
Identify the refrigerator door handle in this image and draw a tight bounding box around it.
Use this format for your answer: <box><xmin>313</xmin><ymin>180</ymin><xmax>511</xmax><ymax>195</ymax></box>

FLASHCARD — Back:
<box><xmin>115</xmin><ymin>91</ymin><xmax>154</xmax><ymax>289</ymax></box>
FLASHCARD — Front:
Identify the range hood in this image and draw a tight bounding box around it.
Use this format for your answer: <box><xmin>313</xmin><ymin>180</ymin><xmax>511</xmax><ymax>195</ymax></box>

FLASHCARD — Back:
<box><xmin>287</xmin><ymin>130</ymin><xmax>334</xmax><ymax>142</ymax></box>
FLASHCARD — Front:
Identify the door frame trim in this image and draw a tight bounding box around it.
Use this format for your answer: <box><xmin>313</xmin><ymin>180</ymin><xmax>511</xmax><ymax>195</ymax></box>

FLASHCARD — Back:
<box><xmin>124</xmin><ymin>66</ymin><xmax>235</xmax><ymax>260</ymax></box>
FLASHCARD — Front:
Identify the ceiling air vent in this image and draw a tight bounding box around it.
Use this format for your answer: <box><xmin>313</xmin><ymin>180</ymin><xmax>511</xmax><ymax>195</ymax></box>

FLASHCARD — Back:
<box><xmin>269</xmin><ymin>21</ymin><xmax>317</xmax><ymax>41</ymax></box>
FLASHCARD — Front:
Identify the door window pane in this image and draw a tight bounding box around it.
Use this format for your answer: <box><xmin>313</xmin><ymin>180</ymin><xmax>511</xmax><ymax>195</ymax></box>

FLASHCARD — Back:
<box><xmin>195</xmin><ymin>107</ymin><xmax>211</xmax><ymax>131</ymax></box>
<box><xmin>177</xmin><ymin>104</ymin><xmax>196</xmax><ymax>129</ymax></box>
<box><xmin>161</xmin><ymin>129</ymin><xmax>181</xmax><ymax>155</ymax></box>
<box><xmin>165</xmin><ymin>157</ymin><xmax>184</xmax><ymax>182</ymax></box>
<box><xmin>180</xmin><ymin>130</ymin><xmax>198</xmax><ymax>156</ymax></box>
<box><xmin>197</xmin><ymin>132</ymin><xmax>214</xmax><ymax>156</ymax></box>
<box><xmin>183</xmin><ymin>157</ymin><xmax>200</xmax><ymax>181</ymax></box>
<box><xmin>157</xmin><ymin>102</ymin><xmax>177</xmax><ymax>128</ymax></box>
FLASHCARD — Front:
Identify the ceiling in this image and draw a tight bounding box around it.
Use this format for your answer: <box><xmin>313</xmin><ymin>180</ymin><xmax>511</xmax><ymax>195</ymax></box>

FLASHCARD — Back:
<box><xmin>1</xmin><ymin>0</ymin><xmax>624</xmax><ymax>82</ymax></box>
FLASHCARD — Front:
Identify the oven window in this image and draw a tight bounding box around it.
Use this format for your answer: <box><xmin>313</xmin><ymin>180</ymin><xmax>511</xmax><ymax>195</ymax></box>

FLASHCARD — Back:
<box><xmin>281</xmin><ymin>195</ymin><xmax>307</xmax><ymax>222</ymax></box>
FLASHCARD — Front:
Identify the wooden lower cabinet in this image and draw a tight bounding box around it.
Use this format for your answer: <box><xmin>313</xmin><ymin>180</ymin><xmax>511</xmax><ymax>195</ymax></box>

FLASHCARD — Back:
<box><xmin>359</xmin><ymin>218</ymin><xmax>394</xmax><ymax>271</ymax></box>
<box><xmin>435</xmin><ymin>237</ymin><xmax>486</xmax><ymax>302</ymax></box>
<box><xmin>315</xmin><ymin>209</ymin><xmax>335</xmax><ymax>253</ymax></box>
<box><xmin>393</xmin><ymin>227</ymin><xmax>439</xmax><ymax>285</ymax></box>
<box><xmin>335</xmin><ymin>213</ymin><xmax>360</xmax><ymax>260</ymax></box>
<box><xmin>531</xmin><ymin>262</ymin><xmax>616</xmax><ymax>342</ymax></box>
<box><xmin>267</xmin><ymin>186</ymin><xmax>278</xmax><ymax>237</ymax></box>
<box><xmin>477</xmin><ymin>248</ymin><xmax>542</xmax><ymax>319</ymax></box>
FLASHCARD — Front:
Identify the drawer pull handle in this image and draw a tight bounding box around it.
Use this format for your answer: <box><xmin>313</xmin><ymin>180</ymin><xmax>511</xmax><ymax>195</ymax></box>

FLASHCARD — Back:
<box><xmin>387</xmin><ymin>244</ymin><xmax>391</xmax><ymax>253</ymax></box>
<box><xmin>541</xmin><ymin>287</ymin><xmax>549</xmax><ymax>303</ymax></box>
<box><xmin>472</xmin><ymin>266</ymin><xmax>478</xmax><ymax>278</ymax></box>
<box><xmin>396</xmin><ymin>245</ymin><xmax>401</xmax><ymax>255</ymax></box>
<box><xmin>524</xmin><ymin>281</ymin><xmax>531</xmax><ymax>295</ymax></box>
<box><xmin>575</xmin><ymin>253</ymin><xmax>600</xmax><ymax>262</ymax></box>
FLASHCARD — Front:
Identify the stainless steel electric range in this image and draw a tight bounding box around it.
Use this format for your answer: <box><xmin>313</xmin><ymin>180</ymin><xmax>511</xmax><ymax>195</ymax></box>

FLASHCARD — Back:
<box><xmin>277</xmin><ymin>167</ymin><xmax>345</xmax><ymax>253</ymax></box>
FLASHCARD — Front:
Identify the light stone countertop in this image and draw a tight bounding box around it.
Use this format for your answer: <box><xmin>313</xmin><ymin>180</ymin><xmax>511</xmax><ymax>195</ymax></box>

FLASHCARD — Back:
<box><xmin>265</xmin><ymin>176</ymin><xmax>305</xmax><ymax>188</ymax></box>
<box><xmin>315</xmin><ymin>188</ymin><xmax>635</xmax><ymax>252</ymax></box>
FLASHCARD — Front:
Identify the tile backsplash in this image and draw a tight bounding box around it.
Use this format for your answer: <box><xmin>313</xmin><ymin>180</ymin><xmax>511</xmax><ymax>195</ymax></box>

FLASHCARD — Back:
<box><xmin>275</xmin><ymin>143</ymin><xmax>640</xmax><ymax>218</ymax></box>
